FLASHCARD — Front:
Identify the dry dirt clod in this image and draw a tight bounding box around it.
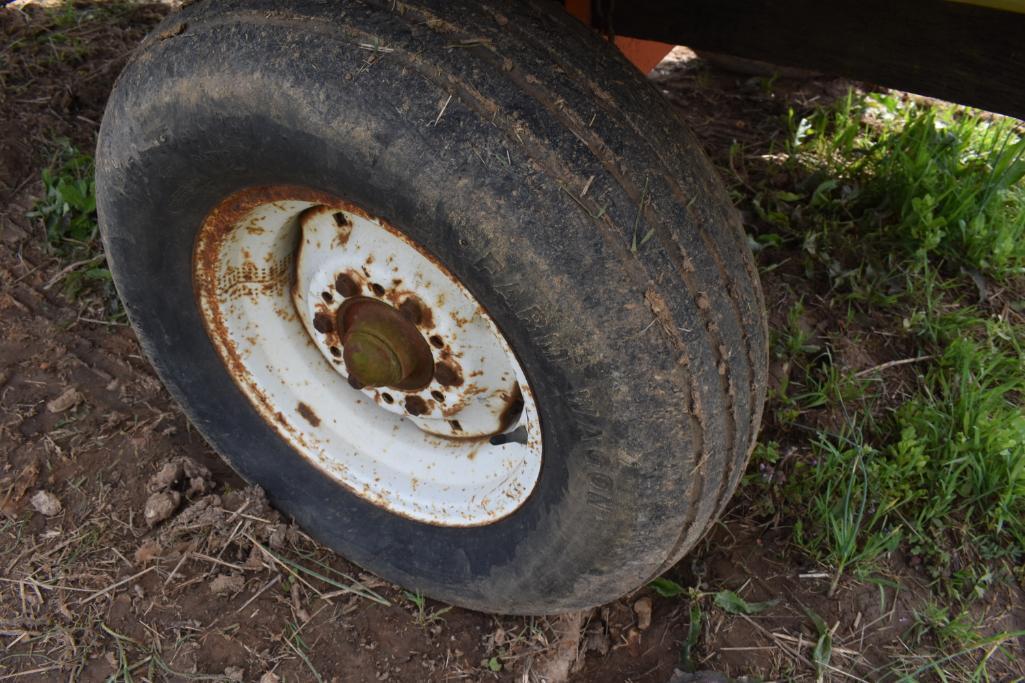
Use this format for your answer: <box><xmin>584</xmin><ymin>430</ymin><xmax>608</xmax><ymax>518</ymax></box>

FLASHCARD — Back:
<box><xmin>30</xmin><ymin>489</ymin><xmax>62</xmax><ymax>516</ymax></box>
<box><xmin>268</xmin><ymin>523</ymin><xmax>288</xmax><ymax>550</ymax></box>
<box><xmin>146</xmin><ymin>457</ymin><xmax>213</xmax><ymax>501</ymax></box>
<box><xmin>209</xmin><ymin>573</ymin><xmax>246</xmax><ymax>596</ymax></box>
<box><xmin>259</xmin><ymin>674</ymin><xmax>281</xmax><ymax>683</ymax></box>
<box><xmin>186</xmin><ymin>476</ymin><xmax>207</xmax><ymax>496</ymax></box>
<box><xmin>625</xmin><ymin>626</ymin><xmax>643</xmax><ymax>657</ymax></box>
<box><xmin>634</xmin><ymin>596</ymin><xmax>653</xmax><ymax>631</ymax></box>
<box><xmin>148</xmin><ymin>461</ymin><xmax>183</xmax><ymax>492</ymax></box>
<box><xmin>144</xmin><ymin>490</ymin><xmax>181</xmax><ymax>527</ymax></box>
<box><xmin>134</xmin><ymin>540</ymin><xmax>164</xmax><ymax>564</ymax></box>
<box><xmin>223</xmin><ymin>665</ymin><xmax>244</xmax><ymax>681</ymax></box>
<box><xmin>46</xmin><ymin>387</ymin><xmax>82</xmax><ymax>413</ymax></box>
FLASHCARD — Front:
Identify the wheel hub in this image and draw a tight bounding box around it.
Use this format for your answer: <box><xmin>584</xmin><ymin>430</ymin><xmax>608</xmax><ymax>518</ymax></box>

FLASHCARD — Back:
<box><xmin>338</xmin><ymin>298</ymin><xmax>434</xmax><ymax>390</ymax></box>
<box><xmin>292</xmin><ymin>205</ymin><xmax>526</xmax><ymax>439</ymax></box>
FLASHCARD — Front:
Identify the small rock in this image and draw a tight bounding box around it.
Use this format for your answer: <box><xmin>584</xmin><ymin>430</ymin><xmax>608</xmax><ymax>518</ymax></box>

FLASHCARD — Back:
<box><xmin>259</xmin><ymin>674</ymin><xmax>281</xmax><ymax>683</ymax></box>
<box><xmin>46</xmin><ymin>387</ymin><xmax>82</xmax><ymax>413</ymax></box>
<box><xmin>634</xmin><ymin>596</ymin><xmax>653</xmax><ymax>631</ymax></box>
<box><xmin>209</xmin><ymin>574</ymin><xmax>246</xmax><ymax>595</ymax></box>
<box><xmin>148</xmin><ymin>461</ymin><xmax>183</xmax><ymax>492</ymax></box>
<box><xmin>223</xmin><ymin>665</ymin><xmax>244</xmax><ymax>681</ymax></box>
<box><xmin>186</xmin><ymin>476</ymin><xmax>207</xmax><ymax>496</ymax></box>
<box><xmin>30</xmin><ymin>490</ymin><xmax>62</xmax><ymax>516</ymax></box>
<box><xmin>144</xmin><ymin>490</ymin><xmax>181</xmax><ymax>527</ymax></box>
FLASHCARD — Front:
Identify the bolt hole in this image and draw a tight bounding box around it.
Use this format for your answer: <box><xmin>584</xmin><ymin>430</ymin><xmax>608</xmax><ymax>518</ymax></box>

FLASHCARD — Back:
<box><xmin>335</xmin><ymin>273</ymin><xmax>360</xmax><ymax>298</ymax></box>
<box><xmin>490</xmin><ymin>425</ymin><xmax>529</xmax><ymax>446</ymax></box>
<box><xmin>381</xmin><ymin>393</ymin><xmax>394</xmax><ymax>404</ymax></box>
<box><xmin>404</xmin><ymin>395</ymin><xmax>428</xmax><ymax>415</ymax></box>
<box><xmin>434</xmin><ymin>361</ymin><xmax>462</xmax><ymax>387</ymax></box>
<box><xmin>321</xmin><ymin>291</ymin><xmax>333</xmax><ymax>303</ymax></box>
<box><xmin>312</xmin><ymin>312</ymin><xmax>334</xmax><ymax>334</ymax></box>
<box><xmin>370</xmin><ymin>283</ymin><xmax>385</xmax><ymax>297</ymax></box>
<box><xmin>431</xmin><ymin>390</ymin><xmax>445</xmax><ymax>402</ymax></box>
<box><xmin>329</xmin><ymin>346</ymin><xmax>341</xmax><ymax>357</ymax></box>
<box><xmin>333</xmin><ymin>211</ymin><xmax>350</xmax><ymax>227</ymax></box>
<box><xmin>429</xmin><ymin>335</ymin><xmax>444</xmax><ymax>349</ymax></box>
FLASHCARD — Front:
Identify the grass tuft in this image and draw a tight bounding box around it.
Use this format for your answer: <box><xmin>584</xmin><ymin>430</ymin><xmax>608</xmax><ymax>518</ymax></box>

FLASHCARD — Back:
<box><xmin>788</xmin><ymin>93</ymin><xmax>1025</xmax><ymax>280</ymax></box>
<box><xmin>741</xmin><ymin>91</ymin><xmax>1025</xmax><ymax>678</ymax></box>
<box><xmin>27</xmin><ymin>140</ymin><xmax>121</xmax><ymax>311</ymax></box>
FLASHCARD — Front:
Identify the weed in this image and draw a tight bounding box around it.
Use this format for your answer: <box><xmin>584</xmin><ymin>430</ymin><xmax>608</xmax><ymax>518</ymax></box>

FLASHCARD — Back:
<box><xmin>404</xmin><ymin>589</ymin><xmax>452</xmax><ymax>627</ymax></box>
<box><xmin>682</xmin><ymin>599</ymin><xmax>702</xmax><ymax>673</ymax></box>
<box><xmin>789</xmin><ymin>430</ymin><xmax>902</xmax><ymax>592</ymax></box>
<box><xmin>907</xmin><ymin>603</ymin><xmax>982</xmax><ymax>652</ymax></box>
<box><xmin>29</xmin><ymin>140</ymin><xmax>97</xmax><ymax>250</ymax></box>
<box><xmin>27</xmin><ymin>140</ymin><xmax>123</xmax><ymax>311</ymax></box>
<box><xmin>712</xmin><ymin>589</ymin><xmax>778</xmax><ymax>615</ymax></box>
<box><xmin>889</xmin><ymin>330</ymin><xmax>1025</xmax><ymax>563</ymax></box>
<box><xmin>801</xmin><ymin>607</ymin><xmax>833</xmax><ymax>683</ymax></box>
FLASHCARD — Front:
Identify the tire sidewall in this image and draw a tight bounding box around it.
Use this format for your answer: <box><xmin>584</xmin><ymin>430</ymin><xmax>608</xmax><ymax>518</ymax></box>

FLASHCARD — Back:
<box><xmin>97</xmin><ymin>10</ymin><xmax>675</xmax><ymax>613</ymax></box>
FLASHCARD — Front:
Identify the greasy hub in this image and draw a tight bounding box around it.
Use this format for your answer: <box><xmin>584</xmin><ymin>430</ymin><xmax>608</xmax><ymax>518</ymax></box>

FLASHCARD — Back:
<box><xmin>193</xmin><ymin>187</ymin><xmax>542</xmax><ymax>526</ymax></box>
<box><xmin>338</xmin><ymin>299</ymin><xmax>433</xmax><ymax>390</ymax></box>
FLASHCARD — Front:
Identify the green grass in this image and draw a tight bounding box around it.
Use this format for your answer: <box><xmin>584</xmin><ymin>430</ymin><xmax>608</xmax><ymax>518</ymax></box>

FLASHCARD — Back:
<box><xmin>27</xmin><ymin>140</ymin><xmax>120</xmax><ymax>309</ymax></box>
<box><xmin>30</xmin><ymin>139</ymin><xmax>97</xmax><ymax>249</ymax></box>
<box><xmin>738</xmin><ymin>91</ymin><xmax>1025</xmax><ymax>676</ymax></box>
<box><xmin>787</xmin><ymin>92</ymin><xmax>1025</xmax><ymax>279</ymax></box>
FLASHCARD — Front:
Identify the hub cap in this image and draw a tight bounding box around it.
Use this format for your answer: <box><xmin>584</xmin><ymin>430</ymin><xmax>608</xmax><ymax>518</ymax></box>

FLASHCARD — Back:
<box><xmin>194</xmin><ymin>187</ymin><xmax>542</xmax><ymax>526</ymax></box>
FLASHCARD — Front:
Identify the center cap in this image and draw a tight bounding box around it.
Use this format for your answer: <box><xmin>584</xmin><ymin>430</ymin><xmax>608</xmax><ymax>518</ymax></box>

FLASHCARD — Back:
<box><xmin>338</xmin><ymin>298</ymin><xmax>434</xmax><ymax>390</ymax></box>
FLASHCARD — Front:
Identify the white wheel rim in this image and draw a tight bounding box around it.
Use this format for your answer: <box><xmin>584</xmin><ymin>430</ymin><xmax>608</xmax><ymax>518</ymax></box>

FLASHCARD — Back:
<box><xmin>194</xmin><ymin>187</ymin><xmax>542</xmax><ymax>526</ymax></box>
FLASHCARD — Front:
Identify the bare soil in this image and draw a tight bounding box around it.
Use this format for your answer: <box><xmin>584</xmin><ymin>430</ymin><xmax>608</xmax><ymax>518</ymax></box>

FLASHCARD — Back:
<box><xmin>2</xmin><ymin>5</ymin><xmax>1024</xmax><ymax>682</ymax></box>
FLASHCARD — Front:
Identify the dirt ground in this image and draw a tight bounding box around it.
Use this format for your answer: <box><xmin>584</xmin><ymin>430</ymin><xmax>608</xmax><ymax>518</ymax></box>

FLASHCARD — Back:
<box><xmin>2</xmin><ymin>3</ymin><xmax>1024</xmax><ymax>682</ymax></box>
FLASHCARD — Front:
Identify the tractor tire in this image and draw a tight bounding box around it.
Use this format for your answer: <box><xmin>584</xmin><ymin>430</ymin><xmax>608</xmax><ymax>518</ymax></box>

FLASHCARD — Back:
<box><xmin>96</xmin><ymin>0</ymin><xmax>767</xmax><ymax>614</ymax></box>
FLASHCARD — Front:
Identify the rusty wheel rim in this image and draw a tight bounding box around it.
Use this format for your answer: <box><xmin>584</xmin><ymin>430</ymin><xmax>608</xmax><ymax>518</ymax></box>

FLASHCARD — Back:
<box><xmin>193</xmin><ymin>187</ymin><xmax>542</xmax><ymax>526</ymax></box>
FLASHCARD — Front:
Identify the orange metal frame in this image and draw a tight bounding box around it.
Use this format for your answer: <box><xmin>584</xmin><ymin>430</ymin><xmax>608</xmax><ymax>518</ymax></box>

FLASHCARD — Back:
<box><xmin>564</xmin><ymin>0</ymin><xmax>674</xmax><ymax>73</ymax></box>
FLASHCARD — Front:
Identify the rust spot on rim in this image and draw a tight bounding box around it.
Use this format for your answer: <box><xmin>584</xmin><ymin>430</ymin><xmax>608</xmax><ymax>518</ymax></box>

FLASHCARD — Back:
<box><xmin>497</xmin><ymin>385</ymin><xmax>524</xmax><ymax>434</ymax></box>
<box><xmin>194</xmin><ymin>186</ymin><xmax>345</xmax><ymax>454</ymax></box>
<box><xmin>297</xmin><ymin>402</ymin><xmax>321</xmax><ymax>427</ymax></box>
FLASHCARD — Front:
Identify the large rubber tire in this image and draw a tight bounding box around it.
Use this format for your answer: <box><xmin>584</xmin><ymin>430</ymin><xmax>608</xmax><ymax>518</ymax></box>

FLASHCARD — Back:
<box><xmin>96</xmin><ymin>0</ymin><xmax>767</xmax><ymax>614</ymax></box>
